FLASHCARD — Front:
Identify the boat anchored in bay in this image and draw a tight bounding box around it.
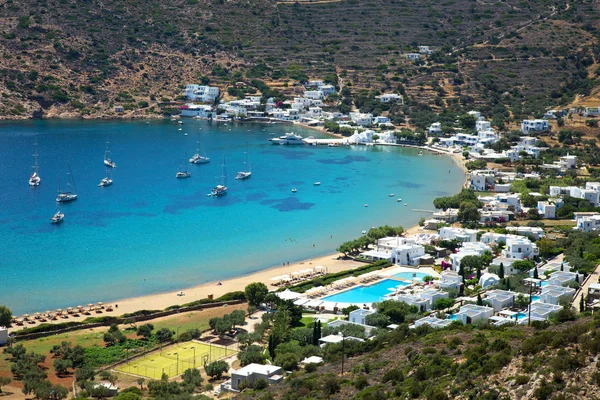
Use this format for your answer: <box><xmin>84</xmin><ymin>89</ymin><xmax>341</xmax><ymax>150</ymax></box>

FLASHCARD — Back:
<box><xmin>98</xmin><ymin>168</ymin><xmax>113</xmax><ymax>187</ymax></box>
<box><xmin>269</xmin><ymin>133</ymin><xmax>304</xmax><ymax>145</ymax></box>
<box><xmin>56</xmin><ymin>162</ymin><xmax>78</xmax><ymax>203</ymax></box>
<box><xmin>235</xmin><ymin>146</ymin><xmax>251</xmax><ymax>180</ymax></box>
<box><xmin>209</xmin><ymin>156</ymin><xmax>228</xmax><ymax>196</ymax></box>
<box><xmin>104</xmin><ymin>137</ymin><xmax>117</xmax><ymax>168</ymax></box>
<box><xmin>189</xmin><ymin>135</ymin><xmax>210</xmax><ymax>164</ymax></box>
<box><xmin>51</xmin><ymin>211</ymin><xmax>64</xmax><ymax>224</ymax></box>
<box><xmin>29</xmin><ymin>135</ymin><xmax>41</xmax><ymax>187</ymax></box>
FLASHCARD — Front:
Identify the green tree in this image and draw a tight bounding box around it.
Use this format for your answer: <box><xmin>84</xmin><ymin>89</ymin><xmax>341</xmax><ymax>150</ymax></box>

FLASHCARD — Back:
<box><xmin>458</xmin><ymin>201</ymin><xmax>480</xmax><ymax>223</ymax></box>
<box><xmin>365</xmin><ymin>313</ymin><xmax>390</xmax><ymax>328</ymax></box>
<box><xmin>53</xmin><ymin>358</ymin><xmax>73</xmax><ymax>376</ymax></box>
<box><xmin>434</xmin><ymin>297</ymin><xmax>455</xmax><ymax>310</ymax></box>
<box><xmin>115</xmin><ymin>392</ymin><xmax>142</xmax><ymax>400</ymax></box>
<box><xmin>512</xmin><ymin>260</ymin><xmax>535</xmax><ymax>273</ymax></box>
<box><xmin>533</xmin><ymin>267</ymin><xmax>539</xmax><ymax>279</ymax></box>
<box><xmin>498</xmin><ymin>262</ymin><xmax>505</xmax><ymax>280</ymax></box>
<box><xmin>460</xmin><ymin>255</ymin><xmax>484</xmax><ymax>277</ymax></box>
<box><xmin>204</xmin><ymin>361</ymin><xmax>229</xmax><ymax>379</ymax></box>
<box><xmin>229</xmin><ymin>309</ymin><xmax>246</xmax><ymax>329</ymax></box>
<box><xmin>0</xmin><ymin>306</ymin><xmax>12</xmax><ymax>327</ymax></box>
<box><xmin>155</xmin><ymin>327</ymin><xmax>174</xmax><ymax>342</ymax></box>
<box><xmin>182</xmin><ymin>368</ymin><xmax>203</xmax><ymax>389</ymax></box>
<box><xmin>136</xmin><ymin>323</ymin><xmax>154</xmax><ymax>339</ymax></box>
<box><xmin>136</xmin><ymin>377</ymin><xmax>145</xmax><ymax>391</ymax></box>
<box><xmin>215</xmin><ymin>317</ymin><xmax>233</xmax><ymax>337</ymax></box>
<box><xmin>477</xmin><ymin>293</ymin><xmax>483</xmax><ymax>306</ymax></box>
<box><xmin>245</xmin><ymin>282</ymin><xmax>269</xmax><ymax>307</ymax></box>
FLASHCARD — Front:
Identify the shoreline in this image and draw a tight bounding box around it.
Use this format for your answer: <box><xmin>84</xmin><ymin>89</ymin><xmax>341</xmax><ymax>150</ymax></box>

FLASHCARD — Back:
<box><xmin>8</xmin><ymin>224</ymin><xmax>430</xmax><ymax>333</ymax></box>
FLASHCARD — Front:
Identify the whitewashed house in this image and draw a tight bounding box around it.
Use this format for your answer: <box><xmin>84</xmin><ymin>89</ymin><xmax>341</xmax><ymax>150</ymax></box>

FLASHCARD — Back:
<box><xmin>546</xmin><ymin>271</ymin><xmax>580</xmax><ymax>287</ymax></box>
<box><xmin>505</xmin><ymin>226</ymin><xmax>544</xmax><ymax>240</ymax></box>
<box><xmin>484</xmin><ymin>290</ymin><xmax>515</xmax><ymax>311</ymax></box>
<box><xmin>439</xmin><ymin>270</ymin><xmax>463</xmax><ymax>290</ymax></box>
<box><xmin>320</xmin><ymin>85</ymin><xmax>336</xmax><ymax>96</ymax></box>
<box><xmin>438</xmin><ymin>227</ymin><xmax>478</xmax><ymax>242</ymax></box>
<box><xmin>412</xmin><ymin>316</ymin><xmax>453</xmax><ymax>329</ymax></box>
<box><xmin>537</xmin><ymin>201</ymin><xmax>557</xmax><ymax>219</ymax></box>
<box><xmin>501</xmin><ymin>237</ymin><xmax>538</xmax><ymax>260</ymax></box>
<box><xmin>539</xmin><ymin>285</ymin><xmax>575</xmax><ymax>305</ymax></box>
<box><xmin>527</xmin><ymin>302</ymin><xmax>562</xmax><ymax>320</ymax></box>
<box><xmin>229</xmin><ymin>364</ymin><xmax>283</xmax><ymax>391</ymax></box>
<box><xmin>406</xmin><ymin>53</ymin><xmax>421</xmax><ymax>60</ymax></box>
<box><xmin>304</xmin><ymin>90</ymin><xmax>324</xmax><ymax>100</ymax></box>
<box><xmin>349</xmin><ymin>112</ymin><xmax>373</xmax><ymax>126</ymax></box>
<box><xmin>180</xmin><ymin>104</ymin><xmax>214</xmax><ymax>118</ymax></box>
<box><xmin>576</xmin><ymin>214</ymin><xmax>600</xmax><ymax>232</ymax></box>
<box><xmin>184</xmin><ymin>84</ymin><xmax>219</xmax><ymax>103</ymax></box>
<box><xmin>394</xmin><ymin>289</ymin><xmax>449</xmax><ymax>312</ymax></box>
<box><xmin>449</xmin><ymin>242</ymin><xmax>492</xmax><ymax>271</ymax></box>
<box><xmin>376</xmin><ymin>93</ymin><xmax>403</xmax><ymax>103</ymax></box>
<box><xmin>455</xmin><ymin>304</ymin><xmax>494</xmax><ymax>325</ymax></box>
<box><xmin>428</xmin><ymin>122</ymin><xmax>442</xmax><ymax>135</ymax></box>
<box><xmin>349</xmin><ymin>309</ymin><xmax>375</xmax><ymax>325</ymax></box>
<box><xmin>521</xmin><ymin>119</ymin><xmax>549</xmax><ymax>133</ymax></box>
<box><xmin>418</xmin><ymin>46</ymin><xmax>433</xmax><ymax>54</ymax></box>
<box><xmin>479</xmin><ymin>273</ymin><xmax>500</xmax><ymax>289</ymax></box>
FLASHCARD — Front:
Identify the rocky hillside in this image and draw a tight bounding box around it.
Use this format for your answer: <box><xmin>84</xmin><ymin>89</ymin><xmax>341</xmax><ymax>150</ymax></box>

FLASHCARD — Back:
<box><xmin>238</xmin><ymin>315</ymin><xmax>600</xmax><ymax>400</ymax></box>
<box><xmin>0</xmin><ymin>0</ymin><xmax>597</xmax><ymax>120</ymax></box>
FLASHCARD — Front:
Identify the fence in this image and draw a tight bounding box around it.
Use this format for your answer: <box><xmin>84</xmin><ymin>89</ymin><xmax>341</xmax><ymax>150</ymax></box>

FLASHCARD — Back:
<box><xmin>116</xmin><ymin>344</ymin><xmax>235</xmax><ymax>380</ymax></box>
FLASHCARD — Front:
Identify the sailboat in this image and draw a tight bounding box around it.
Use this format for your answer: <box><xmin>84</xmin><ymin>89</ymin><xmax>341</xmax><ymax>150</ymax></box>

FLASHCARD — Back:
<box><xmin>56</xmin><ymin>162</ymin><xmax>78</xmax><ymax>203</ymax></box>
<box><xmin>176</xmin><ymin>156</ymin><xmax>191</xmax><ymax>179</ymax></box>
<box><xmin>235</xmin><ymin>146</ymin><xmax>251</xmax><ymax>180</ymax></box>
<box><xmin>104</xmin><ymin>137</ymin><xmax>116</xmax><ymax>168</ymax></box>
<box><xmin>98</xmin><ymin>168</ymin><xmax>113</xmax><ymax>187</ymax></box>
<box><xmin>189</xmin><ymin>135</ymin><xmax>210</xmax><ymax>164</ymax></box>
<box><xmin>210</xmin><ymin>156</ymin><xmax>228</xmax><ymax>196</ymax></box>
<box><xmin>51</xmin><ymin>211</ymin><xmax>64</xmax><ymax>224</ymax></box>
<box><xmin>29</xmin><ymin>135</ymin><xmax>41</xmax><ymax>186</ymax></box>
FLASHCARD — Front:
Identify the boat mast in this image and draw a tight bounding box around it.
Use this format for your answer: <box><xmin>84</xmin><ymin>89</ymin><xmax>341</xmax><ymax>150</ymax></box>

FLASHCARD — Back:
<box><xmin>222</xmin><ymin>155</ymin><xmax>227</xmax><ymax>186</ymax></box>
<box><xmin>67</xmin><ymin>161</ymin><xmax>77</xmax><ymax>193</ymax></box>
<box><xmin>33</xmin><ymin>135</ymin><xmax>39</xmax><ymax>174</ymax></box>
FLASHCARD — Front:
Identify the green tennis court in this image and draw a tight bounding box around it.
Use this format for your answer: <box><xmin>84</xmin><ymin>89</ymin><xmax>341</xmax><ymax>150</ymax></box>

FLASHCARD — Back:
<box><xmin>115</xmin><ymin>341</ymin><xmax>235</xmax><ymax>379</ymax></box>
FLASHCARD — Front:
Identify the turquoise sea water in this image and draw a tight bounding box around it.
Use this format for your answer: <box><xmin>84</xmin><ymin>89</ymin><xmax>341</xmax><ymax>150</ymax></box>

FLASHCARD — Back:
<box><xmin>322</xmin><ymin>279</ymin><xmax>410</xmax><ymax>304</ymax></box>
<box><xmin>0</xmin><ymin>120</ymin><xmax>463</xmax><ymax>314</ymax></box>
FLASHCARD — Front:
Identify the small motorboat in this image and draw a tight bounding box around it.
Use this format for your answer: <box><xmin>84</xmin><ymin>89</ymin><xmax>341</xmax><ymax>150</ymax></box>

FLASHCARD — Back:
<box><xmin>418</xmin><ymin>151</ymin><xmax>423</xmax><ymax>156</ymax></box>
<box><xmin>397</xmin><ymin>198</ymin><xmax>402</xmax><ymax>202</ymax></box>
<box><xmin>404</xmin><ymin>203</ymin><xmax>408</xmax><ymax>206</ymax></box>
<box><xmin>291</xmin><ymin>188</ymin><xmax>297</xmax><ymax>193</ymax></box>
<box><xmin>364</xmin><ymin>204</ymin><xmax>368</xmax><ymax>207</ymax></box>
<box><xmin>389</xmin><ymin>193</ymin><xmax>394</xmax><ymax>197</ymax></box>
<box><xmin>178</xmin><ymin>121</ymin><xmax>183</xmax><ymax>125</ymax></box>
<box><xmin>176</xmin><ymin>171</ymin><xmax>191</xmax><ymax>179</ymax></box>
<box><xmin>361</xmin><ymin>230</ymin><xmax>367</xmax><ymax>234</ymax></box>
<box><xmin>51</xmin><ymin>211</ymin><xmax>64</xmax><ymax>224</ymax></box>
<box><xmin>178</xmin><ymin>128</ymin><xmax>182</xmax><ymax>131</ymax></box>
<box><xmin>313</xmin><ymin>182</ymin><xmax>321</xmax><ymax>186</ymax></box>
<box><xmin>98</xmin><ymin>177</ymin><xmax>113</xmax><ymax>187</ymax></box>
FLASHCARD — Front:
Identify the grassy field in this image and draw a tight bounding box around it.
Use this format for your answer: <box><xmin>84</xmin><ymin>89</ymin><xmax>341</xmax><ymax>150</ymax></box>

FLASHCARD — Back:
<box><xmin>115</xmin><ymin>341</ymin><xmax>235</xmax><ymax>379</ymax></box>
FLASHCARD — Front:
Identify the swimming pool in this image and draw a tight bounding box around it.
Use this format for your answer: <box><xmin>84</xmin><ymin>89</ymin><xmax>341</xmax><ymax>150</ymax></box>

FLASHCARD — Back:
<box><xmin>392</xmin><ymin>271</ymin><xmax>431</xmax><ymax>281</ymax></box>
<box><xmin>322</xmin><ymin>279</ymin><xmax>410</xmax><ymax>304</ymax></box>
<box><xmin>540</xmin><ymin>281</ymin><xmax>549</xmax><ymax>287</ymax></box>
<box><xmin>516</xmin><ymin>312</ymin><xmax>528</xmax><ymax>320</ymax></box>
<box><xmin>446</xmin><ymin>314</ymin><xmax>457</xmax><ymax>321</ymax></box>
<box><xmin>532</xmin><ymin>295</ymin><xmax>540</xmax><ymax>302</ymax></box>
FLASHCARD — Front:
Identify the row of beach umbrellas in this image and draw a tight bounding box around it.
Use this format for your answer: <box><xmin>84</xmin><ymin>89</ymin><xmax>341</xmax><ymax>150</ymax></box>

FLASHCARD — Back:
<box><xmin>12</xmin><ymin>302</ymin><xmax>111</xmax><ymax>325</ymax></box>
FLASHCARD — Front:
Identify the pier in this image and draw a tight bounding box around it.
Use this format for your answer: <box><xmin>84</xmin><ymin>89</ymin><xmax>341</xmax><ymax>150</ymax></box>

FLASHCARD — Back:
<box><xmin>303</xmin><ymin>138</ymin><xmax>350</xmax><ymax>146</ymax></box>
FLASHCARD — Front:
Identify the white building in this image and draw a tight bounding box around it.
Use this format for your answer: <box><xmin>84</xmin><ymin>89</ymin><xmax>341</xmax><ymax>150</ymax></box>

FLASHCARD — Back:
<box><xmin>537</xmin><ymin>201</ymin><xmax>557</xmax><ymax>219</ymax></box>
<box><xmin>438</xmin><ymin>227</ymin><xmax>478</xmax><ymax>242</ymax></box>
<box><xmin>405</xmin><ymin>53</ymin><xmax>421</xmax><ymax>60</ymax></box>
<box><xmin>539</xmin><ymin>285</ymin><xmax>576</xmax><ymax>305</ymax></box>
<box><xmin>546</xmin><ymin>271</ymin><xmax>580</xmax><ymax>287</ymax></box>
<box><xmin>180</xmin><ymin>104</ymin><xmax>214</xmax><ymax>118</ymax></box>
<box><xmin>527</xmin><ymin>302</ymin><xmax>562</xmax><ymax>320</ymax></box>
<box><xmin>432</xmin><ymin>208</ymin><xmax>459</xmax><ymax>223</ymax></box>
<box><xmin>449</xmin><ymin>242</ymin><xmax>492</xmax><ymax>272</ymax></box>
<box><xmin>184</xmin><ymin>84</ymin><xmax>219</xmax><ymax>103</ymax></box>
<box><xmin>521</xmin><ymin>119</ymin><xmax>549</xmax><ymax>133</ymax></box>
<box><xmin>373</xmin><ymin>115</ymin><xmax>391</xmax><ymax>125</ymax></box>
<box><xmin>583</xmin><ymin>106</ymin><xmax>600</xmax><ymax>117</ymax></box>
<box><xmin>418</xmin><ymin>46</ymin><xmax>433</xmax><ymax>55</ymax></box>
<box><xmin>376</xmin><ymin>93</ymin><xmax>403</xmax><ymax>103</ymax></box>
<box><xmin>505</xmin><ymin>226</ymin><xmax>544</xmax><ymax>240</ymax></box>
<box><xmin>501</xmin><ymin>237</ymin><xmax>538</xmax><ymax>260</ymax></box>
<box><xmin>304</xmin><ymin>90</ymin><xmax>324</xmax><ymax>100</ymax></box>
<box><xmin>320</xmin><ymin>85</ymin><xmax>336</xmax><ymax>96</ymax></box>
<box><xmin>468</xmin><ymin>111</ymin><xmax>482</xmax><ymax>120</ymax></box>
<box><xmin>229</xmin><ymin>364</ymin><xmax>283</xmax><ymax>391</ymax></box>
<box><xmin>549</xmin><ymin>184</ymin><xmax>599</xmax><ymax>206</ymax></box>
<box><xmin>439</xmin><ymin>270</ymin><xmax>463</xmax><ymax>291</ymax></box>
<box><xmin>576</xmin><ymin>214</ymin><xmax>600</xmax><ymax>232</ymax></box>
<box><xmin>0</xmin><ymin>326</ymin><xmax>7</xmax><ymax>345</ymax></box>
<box><xmin>479</xmin><ymin>272</ymin><xmax>500</xmax><ymax>289</ymax></box>
<box><xmin>428</xmin><ymin>122</ymin><xmax>442</xmax><ymax>135</ymax></box>
<box><xmin>349</xmin><ymin>309</ymin><xmax>375</xmax><ymax>325</ymax></box>
<box><xmin>484</xmin><ymin>290</ymin><xmax>515</xmax><ymax>311</ymax></box>
<box><xmin>455</xmin><ymin>304</ymin><xmax>494</xmax><ymax>325</ymax></box>
<box><xmin>319</xmin><ymin>334</ymin><xmax>364</xmax><ymax>348</ymax></box>
<box><xmin>394</xmin><ymin>289</ymin><xmax>449</xmax><ymax>312</ymax></box>
<box><xmin>349</xmin><ymin>112</ymin><xmax>373</xmax><ymax>126</ymax></box>
<box><xmin>412</xmin><ymin>316</ymin><xmax>453</xmax><ymax>329</ymax></box>
<box><xmin>469</xmin><ymin>170</ymin><xmax>495</xmax><ymax>191</ymax></box>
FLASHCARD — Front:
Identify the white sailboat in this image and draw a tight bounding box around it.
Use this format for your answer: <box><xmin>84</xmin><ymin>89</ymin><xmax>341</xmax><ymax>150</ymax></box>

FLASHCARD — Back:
<box><xmin>56</xmin><ymin>162</ymin><xmax>78</xmax><ymax>203</ymax></box>
<box><xmin>29</xmin><ymin>135</ymin><xmax>41</xmax><ymax>186</ymax></box>
<box><xmin>98</xmin><ymin>168</ymin><xmax>113</xmax><ymax>187</ymax></box>
<box><xmin>189</xmin><ymin>135</ymin><xmax>210</xmax><ymax>164</ymax></box>
<box><xmin>104</xmin><ymin>137</ymin><xmax>116</xmax><ymax>168</ymax></box>
<box><xmin>210</xmin><ymin>156</ymin><xmax>228</xmax><ymax>196</ymax></box>
<box><xmin>235</xmin><ymin>146</ymin><xmax>251</xmax><ymax>180</ymax></box>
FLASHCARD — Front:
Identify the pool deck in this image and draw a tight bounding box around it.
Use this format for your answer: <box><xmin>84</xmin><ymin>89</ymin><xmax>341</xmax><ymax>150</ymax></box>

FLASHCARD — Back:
<box><xmin>304</xmin><ymin>265</ymin><xmax>440</xmax><ymax>309</ymax></box>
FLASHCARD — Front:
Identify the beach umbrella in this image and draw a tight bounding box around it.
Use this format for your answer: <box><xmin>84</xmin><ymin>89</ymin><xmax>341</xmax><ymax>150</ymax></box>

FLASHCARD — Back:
<box><xmin>270</xmin><ymin>276</ymin><xmax>281</xmax><ymax>281</ymax></box>
<box><xmin>97</xmin><ymin>301</ymin><xmax>104</xmax><ymax>307</ymax></box>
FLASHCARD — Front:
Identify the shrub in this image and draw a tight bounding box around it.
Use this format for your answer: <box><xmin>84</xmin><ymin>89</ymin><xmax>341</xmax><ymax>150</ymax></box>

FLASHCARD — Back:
<box><xmin>253</xmin><ymin>378</ymin><xmax>268</xmax><ymax>390</ymax></box>
<box><xmin>354</xmin><ymin>375</ymin><xmax>369</xmax><ymax>390</ymax></box>
<box><xmin>382</xmin><ymin>367</ymin><xmax>404</xmax><ymax>384</ymax></box>
<box><xmin>322</xmin><ymin>376</ymin><xmax>340</xmax><ymax>396</ymax></box>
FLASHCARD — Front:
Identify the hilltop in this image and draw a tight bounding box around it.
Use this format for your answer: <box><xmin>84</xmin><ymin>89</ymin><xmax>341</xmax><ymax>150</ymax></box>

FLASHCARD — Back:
<box><xmin>0</xmin><ymin>0</ymin><xmax>596</xmax><ymax>122</ymax></box>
